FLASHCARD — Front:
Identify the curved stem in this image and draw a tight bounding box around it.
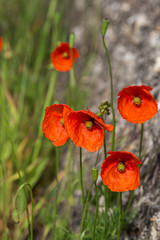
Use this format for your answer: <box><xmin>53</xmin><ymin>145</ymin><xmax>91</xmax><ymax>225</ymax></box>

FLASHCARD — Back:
<box><xmin>102</xmin><ymin>36</ymin><xmax>116</xmax><ymax>151</ymax></box>
<box><xmin>0</xmin><ymin>159</ymin><xmax>8</xmax><ymax>237</ymax></box>
<box><xmin>15</xmin><ymin>183</ymin><xmax>34</xmax><ymax>240</ymax></box>
<box><xmin>92</xmin><ymin>182</ymin><xmax>99</xmax><ymax>240</ymax></box>
<box><xmin>117</xmin><ymin>192</ymin><xmax>122</xmax><ymax>240</ymax></box>
<box><xmin>80</xmin><ymin>147</ymin><xmax>85</xmax><ymax>210</ymax></box>
<box><xmin>0</xmin><ymin>98</ymin><xmax>31</xmax><ymax>238</ymax></box>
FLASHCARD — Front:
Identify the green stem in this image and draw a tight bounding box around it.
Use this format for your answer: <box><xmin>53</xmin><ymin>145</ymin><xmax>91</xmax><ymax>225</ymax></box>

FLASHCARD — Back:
<box><xmin>52</xmin><ymin>147</ymin><xmax>59</xmax><ymax>240</ymax></box>
<box><xmin>80</xmin><ymin>147</ymin><xmax>85</xmax><ymax>210</ymax></box>
<box><xmin>69</xmin><ymin>46</ymin><xmax>76</xmax><ymax>90</ymax></box>
<box><xmin>80</xmin><ymin>150</ymin><xmax>99</xmax><ymax>231</ymax></box>
<box><xmin>103</xmin><ymin>130</ymin><xmax>107</xmax><ymax>158</ymax></box>
<box><xmin>0</xmin><ymin>98</ymin><xmax>31</xmax><ymax>239</ymax></box>
<box><xmin>92</xmin><ymin>182</ymin><xmax>99</xmax><ymax>240</ymax></box>
<box><xmin>94</xmin><ymin>150</ymin><xmax>99</xmax><ymax>166</ymax></box>
<box><xmin>117</xmin><ymin>192</ymin><xmax>122</xmax><ymax>240</ymax></box>
<box><xmin>14</xmin><ymin>183</ymin><xmax>34</xmax><ymax>240</ymax></box>
<box><xmin>31</xmin><ymin>71</ymin><xmax>57</xmax><ymax>163</ymax></box>
<box><xmin>80</xmin><ymin>182</ymin><xmax>93</xmax><ymax>231</ymax></box>
<box><xmin>139</xmin><ymin>123</ymin><xmax>144</xmax><ymax>160</ymax></box>
<box><xmin>103</xmin><ymin>131</ymin><xmax>109</xmax><ymax>234</ymax></box>
<box><xmin>0</xmin><ymin>159</ymin><xmax>8</xmax><ymax>238</ymax></box>
<box><xmin>125</xmin><ymin>123</ymin><xmax>144</xmax><ymax>216</ymax></box>
<box><xmin>124</xmin><ymin>190</ymin><xmax>134</xmax><ymax>218</ymax></box>
<box><xmin>102</xmin><ymin>36</ymin><xmax>116</xmax><ymax>151</ymax></box>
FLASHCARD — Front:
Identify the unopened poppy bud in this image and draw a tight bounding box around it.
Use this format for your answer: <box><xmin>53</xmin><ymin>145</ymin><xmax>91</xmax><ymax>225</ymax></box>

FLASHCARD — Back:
<box><xmin>102</xmin><ymin>104</ymin><xmax>108</xmax><ymax>109</ymax></box>
<box><xmin>96</xmin><ymin>111</ymin><xmax>102</xmax><ymax>117</ymax></box>
<box><xmin>101</xmin><ymin>19</ymin><xmax>109</xmax><ymax>37</ymax></box>
<box><xmin>100</xmin><ymin>109</ymin><xmax>106</xmax><ymax>115</ymax></box>
<box><xmin>12</xmin><ymin>210</ymin><xmax>20</xmax><ymax>224</ymax></box>
<box><xmin>92</xmin><ymin>167</ymin><xmax>98</xmax><ymax>182</ymax></box>
<box><xmin>69</xmin><ymin>32</ymin><xmax>75</xmax><ymax>49</ymax></box>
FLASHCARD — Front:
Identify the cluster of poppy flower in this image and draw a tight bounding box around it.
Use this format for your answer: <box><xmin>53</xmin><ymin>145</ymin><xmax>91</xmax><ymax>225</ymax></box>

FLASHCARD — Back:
<box><xmin>42</xmin><ymin>42</ymin><xmax>158</xmax><ymax>192</ymax></box>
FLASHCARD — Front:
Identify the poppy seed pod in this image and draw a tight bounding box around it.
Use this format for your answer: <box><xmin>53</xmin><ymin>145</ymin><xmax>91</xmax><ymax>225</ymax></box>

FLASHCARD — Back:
<box><xmin>92</xmin><ymin>167</ymin><xmax>98</xmax><ymax>183</ymax></box>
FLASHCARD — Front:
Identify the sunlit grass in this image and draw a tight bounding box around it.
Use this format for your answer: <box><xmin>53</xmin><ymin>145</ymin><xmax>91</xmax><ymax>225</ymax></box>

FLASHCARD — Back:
<box><xmin>0</xmin><ymin>1</ymin><xmax>147</xmax><ymax>240</ymax></box>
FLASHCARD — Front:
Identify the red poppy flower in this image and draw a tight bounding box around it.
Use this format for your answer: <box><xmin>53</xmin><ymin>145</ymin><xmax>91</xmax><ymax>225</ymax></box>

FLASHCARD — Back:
<box><xmin>65</xmin><ymin>107</ymin><xmax>114</xmax><ymax>152</ymax></box>
<box><xmin>0</xmin><ymin>37</ymin><xmax>3</xmax><ymax>52</ymax></box>
<box><xmin>42</xmin><ymin>104</ymin><xmax>72</xmax><ymax>146</ymax></box>
<box><xmin>101</xmin><ymin>151</ymin><xmax>142</xmax><ymax>192</ymax></box>
<box><xmin>50</xmin><ymin>42</ymin><xmax>80</xmax><ymax>72</ymax></box>
<box><xmin>117</xmin><ymin>85</ymin><xmax>158</xmax><ymax>124</ymax></box>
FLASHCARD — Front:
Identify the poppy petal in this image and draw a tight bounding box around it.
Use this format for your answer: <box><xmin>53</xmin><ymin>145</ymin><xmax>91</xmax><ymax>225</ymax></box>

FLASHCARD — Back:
<box><xmin>42</xmin><ymin>104</ymin><xmax>72</xmax><ymax>146</ymax></box>
<box><xmin>50</xmin><ymin>42</ymin><xmax>80</xmax><ymax>72</ymax></box>
<box><xmin>87</xmin><ymin>107</ymin><xmax>114</xmax><ymax>131</ymax></box>
<box><xmin>101</xmin><ymin>151</ymin><xmax>142</xmax><ymax>192</ymax></box>
<box><xmin>66</xmin><ymin>111</ymin><xmax>105</xmax><ymax>152</ymax></box>
<box><xmin>117</xmin><ymin>85</ymin><xmax>158</xmax><ymax>123</ymax></box>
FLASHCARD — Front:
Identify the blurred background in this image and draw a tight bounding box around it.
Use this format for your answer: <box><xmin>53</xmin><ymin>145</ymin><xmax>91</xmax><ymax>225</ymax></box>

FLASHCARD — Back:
<box><xmin>0</xmin><ymin>0</ymin><xmax>160</xmax><ymax>239</ymax></box>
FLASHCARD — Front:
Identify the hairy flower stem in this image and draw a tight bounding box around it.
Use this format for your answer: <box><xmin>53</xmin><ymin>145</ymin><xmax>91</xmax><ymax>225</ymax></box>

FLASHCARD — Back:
<box><xmin>0</xmin><ymin>99</ymin><xmax>31</xmax><ymax>239</ymax></box>
<box><xmin>103</xmin><ymin>132</ymin><xmax>110</xmax><ymax>234</ymax></box>
<box><xmin>92</xmin><ymin>182</ymin><xmax>99</xmax><ymax>240</ymax></box>
<box><xmin>102</xmin><ymin>36</ymin><xmax>116</xmax><ymax>152</ymax></box>
<box><xmin>15</xmin><ymin>183</ymin><xmax>34</xmax><ymax>240</ymax></box>
<box><xmin>117</xmin><ymin>192</ymin><xmax>122</xmax><ymax>240</ymax></box>
<box><xmin>52</xmin><ymin>147</ymin><xmax>59</xmax><ymax>240</ymax></box>
<box><xmin>80</xmin><ymin>182</ymin><xmax>93</xmax><ymax>231</ymax></box>
<box><xmin>80</xmin><ymin>147</ymin><xmax>85</xmax><ymax>211</ymax></box>
<box><xmin>80</xmin><ymin>151</ymin><xmax>99</xmax><ymax>232</ymax></box>
<box><xmin>139</xmin><ymin>123</ymin><xmax>144</xmax><ymax>160</ymax></box>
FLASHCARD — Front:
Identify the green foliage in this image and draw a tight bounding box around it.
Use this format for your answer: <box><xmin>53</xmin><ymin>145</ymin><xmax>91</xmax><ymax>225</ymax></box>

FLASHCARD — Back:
<box><xmin>0</xmin><ymin>0</ymin><xmax>139</xmax><ymax>239</ymax></box>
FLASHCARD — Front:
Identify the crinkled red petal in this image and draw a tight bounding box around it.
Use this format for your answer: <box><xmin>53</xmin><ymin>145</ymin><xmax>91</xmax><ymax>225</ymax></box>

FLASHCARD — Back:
<box><xmin>101</xmin><ymin>151</ymin><xmax>142</xmax><ymax>192</ymax></box>
<box><xmin>42</xmin><ymin>104</ymin><xmax>72</xmax><ymax>146</ymax></box>
<box><xmin>65</xmin><ymin>111</ymin><xmax>104</xmax><ymax>152</ymax></box>
<box><xmin>50</xmin><ymin>42</ymin><xmax>79</xmax><ymax>72</ymax></box>
<box><xmin>117</xmin><ymin>85</ymin><xmax>158</xmax><ymax>123</ymax></box>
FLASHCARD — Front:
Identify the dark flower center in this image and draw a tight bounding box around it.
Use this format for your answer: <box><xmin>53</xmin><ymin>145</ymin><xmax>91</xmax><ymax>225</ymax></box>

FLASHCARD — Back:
<box><xmin>133</xmin><ymin>96</ymin><xmax>142</xmax><ymax>106</ymax></box>
<box><xmin>61</xmin><ymin>118</ymin><xmax>64</xmax><ymax>126</ymax></box>
<box><xmin>63</xmin><ymin>52</ymin><xmax>69</xmax><ymax>59</ymax></box>
<box><xmin>85</xmin><ymin>119</ymin><xmax>94</xmax><ymax>130</ymax></box>
<box><xmin>117</xmin><ymin>161</ymin><xmax>126</xmax><ymax>173</ymax></box>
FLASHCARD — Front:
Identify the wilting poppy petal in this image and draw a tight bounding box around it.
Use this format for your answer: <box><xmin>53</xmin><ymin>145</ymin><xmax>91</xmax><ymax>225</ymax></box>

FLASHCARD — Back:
<box><xmin>101</xmin><ymin>151</ymin><xmax>142</xmax><ymax>192</ymax></box>
<box><xmin>42</xmin><ymin>104</ymin><xmax>72</xmax><ymax>146</ymax></box>
<box><xmin>65</xmin><ymin>107</ymin><xmax>114</xmax><ymax>152</ymax></box>
<box><xmin>0</xmin><ymin>37</ymin><xmax>3</xmax><ymax>52</ymax></box>
<box><xmin>117</xmin><ymin>85</ymin><xmax>158</xmax><ymax>124</ymax></box>
<box><xmin>50</xmin><ymin>42</ymin><xmax>80</xmax><ymax>72</ymax></box>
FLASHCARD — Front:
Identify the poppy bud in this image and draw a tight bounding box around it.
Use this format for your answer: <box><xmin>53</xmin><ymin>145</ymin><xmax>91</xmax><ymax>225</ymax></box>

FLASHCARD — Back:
<box><xmin>101</xmin><ymin>19</ymin><xmax>109</xmax><ymax>37</ymax></box>
<box><xmin>69</xmin><ymin>32</ymin><xmax>75</xmax><ymax>49</ymax></box>
<box><xmin>12</xmin><ymin>210</ymin><xmax>20</xmax><ymax>224</ymax></box>
<box><xmin>92</xmin><ymin>167</ymin><xmax>98</xmax><ymax>182</ymax></box>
